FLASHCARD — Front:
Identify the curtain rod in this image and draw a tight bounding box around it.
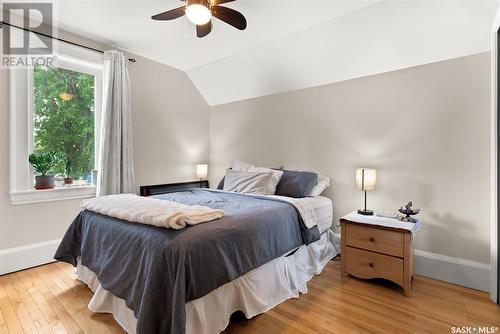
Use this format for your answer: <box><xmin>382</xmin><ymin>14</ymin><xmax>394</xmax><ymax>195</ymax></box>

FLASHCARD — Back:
<box><xmin>0</xmin><ymin>21</ymin><xmax>136</xmax><ymax>63</ymax></box>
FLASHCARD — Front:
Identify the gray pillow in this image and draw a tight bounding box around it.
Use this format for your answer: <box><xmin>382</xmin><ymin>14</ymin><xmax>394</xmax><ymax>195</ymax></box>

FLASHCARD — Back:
<box><xmin>274</xmin><ymin>170</ymin><xmax>318</xmax><ymax>198</ymax></box>
<box><xmin>217</xmin><ymin>167</ymin><xmax>231</xmax><ymax>189</ymax></box>
<box><xmin>217</xmin><ymin>176</ymin><xmax>225</xmax><ymax>190</ymax></box>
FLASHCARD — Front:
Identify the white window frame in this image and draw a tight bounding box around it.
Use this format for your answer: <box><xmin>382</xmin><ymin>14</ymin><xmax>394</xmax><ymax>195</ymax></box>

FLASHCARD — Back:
<box><xmin>9</xmin><ymin>37</ymin><xmax>103</xmax><ymax>205</ymax></box>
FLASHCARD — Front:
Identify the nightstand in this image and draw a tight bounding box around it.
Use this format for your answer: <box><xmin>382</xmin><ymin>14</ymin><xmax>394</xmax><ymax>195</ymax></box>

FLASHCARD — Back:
<box><xmin>340</xmin><ymin>217</ymin><xmax>415</xmax><ymax>296</ymax></box>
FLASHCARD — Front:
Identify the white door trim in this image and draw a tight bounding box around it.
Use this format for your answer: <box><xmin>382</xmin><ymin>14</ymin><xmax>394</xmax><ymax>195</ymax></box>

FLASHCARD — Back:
<box><xmin>491</xmin><ymin>8</ymin><xmax>500</xmax><ymax>304</ymax></box>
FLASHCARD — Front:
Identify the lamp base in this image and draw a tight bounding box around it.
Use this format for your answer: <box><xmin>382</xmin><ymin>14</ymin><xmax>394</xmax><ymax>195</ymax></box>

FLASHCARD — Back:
<box><xmin>357</xmin><ymin>209</ymin><xmax>374</xmax><ymax>216</ymax></box>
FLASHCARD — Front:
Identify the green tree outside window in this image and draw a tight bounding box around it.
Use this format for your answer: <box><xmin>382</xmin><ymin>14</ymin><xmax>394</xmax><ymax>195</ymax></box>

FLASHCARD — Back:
<box><xmin>33</xmin><ymin>65</ymin><xmax>95</xmax><ymax>180</ymax></box>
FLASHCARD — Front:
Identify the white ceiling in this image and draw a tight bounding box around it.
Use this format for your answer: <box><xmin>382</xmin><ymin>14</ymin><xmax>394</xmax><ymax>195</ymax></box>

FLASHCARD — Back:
<box><xmin>9</xmin><ymin>0</ymin><xmax>499</xmax><ymax>105</ymax></box>
<box><xmin>187</xmin><ymin>0</ymin><xmax>499</xmax><ymax>105</ymax></box>
<box><xmin>49</xmin><ymin>0</ymin><xmax>381</xmax><ymax>70</ymax></box>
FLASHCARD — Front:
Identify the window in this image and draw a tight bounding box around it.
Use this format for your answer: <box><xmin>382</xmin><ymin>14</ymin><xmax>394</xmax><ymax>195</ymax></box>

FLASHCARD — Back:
<box><xmin>33</xmin><ymin>65</ymin><xmax>96</xmax><ymax>184</ymax></box>
<box><xmin>10</xmin><ymin>37</ymin><xmax>103</xmax><ymax>204</ymax></box>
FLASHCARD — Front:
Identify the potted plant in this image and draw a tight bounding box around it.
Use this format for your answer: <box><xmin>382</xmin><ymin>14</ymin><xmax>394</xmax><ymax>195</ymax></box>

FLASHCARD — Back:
<box><xmin>63</xmin><ymin>155</ymin><xmax>74</xmax><ymax>185</ymax></box>
<box><xmin>28</xmin><ymin>151</ymin><xmax>60</xmax><ymax>190</ymax></box>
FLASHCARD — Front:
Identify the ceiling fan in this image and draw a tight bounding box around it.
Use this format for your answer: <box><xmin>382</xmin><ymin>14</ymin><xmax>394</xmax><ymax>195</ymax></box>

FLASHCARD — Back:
<box><xmin>151</xmin><ymin>0</ymin><xmax>247</xmax><ymax>38</ymax></box>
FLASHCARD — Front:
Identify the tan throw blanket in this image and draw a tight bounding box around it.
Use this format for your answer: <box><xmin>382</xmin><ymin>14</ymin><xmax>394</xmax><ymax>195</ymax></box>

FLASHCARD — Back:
<box><xmin>81</xmin><ymin>194</ymin><xmax>224</xmax><ymax>229</ymax></box>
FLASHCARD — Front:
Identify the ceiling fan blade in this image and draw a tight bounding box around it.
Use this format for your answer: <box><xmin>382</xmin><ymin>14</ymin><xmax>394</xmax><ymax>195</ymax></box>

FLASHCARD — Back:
<box><xmin>212</xmin><ymin>0</ymin><xmax>235</xmax><ymax>5</ymax></box>
<box><xmin>151</xmin><ymin>6</ymin><xmax>185</xmax><ymax>20</ymax></box>
<box><xmin>197</xmin><ymin>21</ymin><xmax>212</xmax><ymax>38</ymax></box>
<box><xmin>212</xmin><ymin>5</ymin><xmax>247</xmax><ymax>30</ymax></box>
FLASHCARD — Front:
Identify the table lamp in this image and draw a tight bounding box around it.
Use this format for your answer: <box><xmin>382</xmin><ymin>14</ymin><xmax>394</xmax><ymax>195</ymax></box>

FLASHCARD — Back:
<box><xmin>356</xmin><ymin>168</ymin><xmax>376</xmax><ymax>215</ymax></box>
<box><xmin>196</xmin><ymin>164</ymin><xmax>208</xmax><ymax>182</ymax></box>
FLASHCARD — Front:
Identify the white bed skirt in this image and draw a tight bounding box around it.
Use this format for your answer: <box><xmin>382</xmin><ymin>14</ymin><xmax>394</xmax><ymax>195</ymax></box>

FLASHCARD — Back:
<box><xmin>76</xmin><ymin>230</ymin><xmax>339</xmax><ymax>334</ymax></box>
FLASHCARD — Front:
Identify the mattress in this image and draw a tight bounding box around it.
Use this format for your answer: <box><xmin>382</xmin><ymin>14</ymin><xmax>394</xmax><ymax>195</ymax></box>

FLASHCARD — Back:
<box><xmin>271</xmin><ymin>194</ymin><xmax>333</xmax><ymax>234</ymax></box>
<box><xmin>297</xmin><ymin>196</ymin><xmax>333</xmax><ymax>234</ymax></box>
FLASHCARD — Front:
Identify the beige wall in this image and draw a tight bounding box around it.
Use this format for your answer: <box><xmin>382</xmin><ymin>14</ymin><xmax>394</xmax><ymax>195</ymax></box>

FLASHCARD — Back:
<box><xmin>127</xmin><ymin>54</ymin><xmax>209</xmax><ymax>188</ymax></box>
<box><xmin>209</xmin><ymin>53</ymin><xmax>491</xmax><ymax>264</ymax></box>
<box><xmin>0</xmin><ymin>33</ymin><xmax>209</xmax><ymax>251</ymax></box>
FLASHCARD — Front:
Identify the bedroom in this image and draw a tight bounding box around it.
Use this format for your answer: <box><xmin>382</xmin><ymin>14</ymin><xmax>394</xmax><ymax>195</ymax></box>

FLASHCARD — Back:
<box><xmin>0</xmin><ymin>0</ymin><xmax>499</xmax><ymax>333</ymax></box>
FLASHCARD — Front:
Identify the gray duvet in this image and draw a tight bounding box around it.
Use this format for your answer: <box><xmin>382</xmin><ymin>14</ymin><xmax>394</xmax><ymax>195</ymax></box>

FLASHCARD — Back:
<box><xmin>54</xmin><ymin>189</ymin><xmax>320</xmax><ymax>334</ymax></box>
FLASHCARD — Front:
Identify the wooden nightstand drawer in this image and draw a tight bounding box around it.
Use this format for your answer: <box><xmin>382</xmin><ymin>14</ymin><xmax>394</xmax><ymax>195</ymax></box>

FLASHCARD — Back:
<box><xmin>345</xmin><ymin>246</ymin><xmax>404</xmax><ymax>286</ymax></box>
<box><xmin>345</xmin><ymin>222</ymin><xmax>404</xmax><ymax>257</ymax></box>
<box><xmin>341</xmin><ymin>218</ymin><xmax>415</xmax><ymax>296</ymax></box>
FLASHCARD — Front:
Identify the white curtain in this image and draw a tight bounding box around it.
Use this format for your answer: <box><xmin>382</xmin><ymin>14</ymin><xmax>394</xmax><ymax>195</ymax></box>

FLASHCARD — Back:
<box><xmin>97</xmin><ymin>50</ymin><xmax>135</xmax><ymax>196</ymax></box>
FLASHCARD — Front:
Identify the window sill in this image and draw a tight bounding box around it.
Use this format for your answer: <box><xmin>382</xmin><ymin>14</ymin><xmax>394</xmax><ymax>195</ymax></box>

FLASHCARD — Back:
<box><xmin>10</xmin><ymin>186</ymin><xmax>96</xmax><ymax>205</ymax></box>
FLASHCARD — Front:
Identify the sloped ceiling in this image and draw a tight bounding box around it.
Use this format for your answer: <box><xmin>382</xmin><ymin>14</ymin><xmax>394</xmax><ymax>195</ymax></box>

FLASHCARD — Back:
<box><xmin>27</xmin><ymin>0</ymin><xmax>500</xmax><ymax>106</ymax></box>
<box><xmin>187</xmin><ymin>0</ymin><xmax>499</xmax><ymax>105</ymax></box>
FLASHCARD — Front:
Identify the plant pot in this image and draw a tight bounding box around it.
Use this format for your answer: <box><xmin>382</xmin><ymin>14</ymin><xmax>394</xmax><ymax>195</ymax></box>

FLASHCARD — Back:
<box><xmin>63</xmin><ymin>177</ymin><xmax>74</xmax><ymax>185</ymax></box>
<box><xmin>35</xmin><ymin>175</ymin><xmax>55</xmax><ymax>190</ymax></box>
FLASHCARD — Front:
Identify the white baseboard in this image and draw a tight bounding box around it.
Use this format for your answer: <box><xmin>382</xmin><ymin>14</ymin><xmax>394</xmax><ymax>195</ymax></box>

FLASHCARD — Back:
<box><xmin>414</xmin><ymin>250</ymin><xmax>490</xmax><ymax>292</ymax></box>
<box><xmin>0</xmin><ymin>239</ymin><xmax>61</xmax><ymax>275</ymax></box>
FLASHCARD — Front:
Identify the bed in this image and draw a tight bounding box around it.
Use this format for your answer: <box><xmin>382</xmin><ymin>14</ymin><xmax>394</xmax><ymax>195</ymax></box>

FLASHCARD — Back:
<box><xmin>55</xmin><ymin>188</ymin><xmax>338</xmax><ymax>334</ymax></box>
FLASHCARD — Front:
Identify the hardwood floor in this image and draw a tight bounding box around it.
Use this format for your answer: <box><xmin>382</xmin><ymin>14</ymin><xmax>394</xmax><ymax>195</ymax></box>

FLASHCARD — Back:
<box><xmin>0</xmin><ymin>259</ymin><xmax>498</xmax><ymax>334</ymax></box>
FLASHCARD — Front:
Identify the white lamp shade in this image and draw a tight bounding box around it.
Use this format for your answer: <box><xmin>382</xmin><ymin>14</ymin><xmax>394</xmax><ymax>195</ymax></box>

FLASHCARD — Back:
<box><xmin>196</xmin><ymin>164</ymin><xmax>208</xmax><ymax>179</ymax></box>
<box><xmin>356</xmin><ymin>168</ymin><xmax>376</xmax><ymax>191</ymax></box>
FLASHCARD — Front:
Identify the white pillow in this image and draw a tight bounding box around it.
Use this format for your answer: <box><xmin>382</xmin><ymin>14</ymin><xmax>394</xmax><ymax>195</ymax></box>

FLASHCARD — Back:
<box><xmin>282</xmin><ymin>165</ymin><xmax>330</xmax><ymax>196</ymax></box>
<box><xmin>309</xmin><ymin>177</ymin><xmax>330</xmax><ymax>196</ymax></box>
<box><xmin>231</xmin><ymin>160</ymin><xmax>283</xmax><ymax>194</ymax></box>
<box><xmin>223</xmin><ymin>169</ymin><xmax>274</xmax><ymax>195</ymax></box>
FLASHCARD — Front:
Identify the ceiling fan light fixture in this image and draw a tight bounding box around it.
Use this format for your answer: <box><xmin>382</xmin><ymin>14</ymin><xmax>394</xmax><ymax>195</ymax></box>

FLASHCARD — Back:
<box><xmin>186</xmin><ymin>4</ymin><xmax>212</xmax><ymax>25</ymax></box>
<box><xmin>151</xmin><ymin>0</ymin><xmax>246</xmax><ymax>38</ymax></box>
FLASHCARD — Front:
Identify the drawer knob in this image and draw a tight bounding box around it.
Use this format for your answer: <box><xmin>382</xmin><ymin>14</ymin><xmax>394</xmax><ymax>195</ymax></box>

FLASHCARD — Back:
<box><xmin>369</xmin><ymin>263</ymin><xmax>374</xmax><ymax>268</ymax></box>
<box><xmin>369</xmin><ymin>237</ymin><xmax>375</xmax><ymax>242</ymax></box>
